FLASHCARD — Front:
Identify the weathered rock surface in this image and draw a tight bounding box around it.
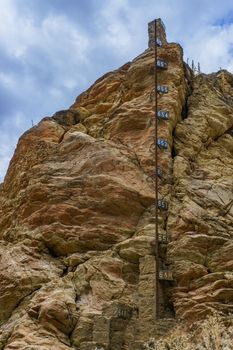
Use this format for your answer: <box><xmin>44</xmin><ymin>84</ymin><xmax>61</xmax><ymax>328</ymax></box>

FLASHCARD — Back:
<box><xmin>168</xmin><ymin>70</ymin><xmax>233</xmax><ymax>322</ymax></box>
<box><xmin>0</xmin><ymin>19</ymin><xmax>232</xmax><ymax>349</ymax></box>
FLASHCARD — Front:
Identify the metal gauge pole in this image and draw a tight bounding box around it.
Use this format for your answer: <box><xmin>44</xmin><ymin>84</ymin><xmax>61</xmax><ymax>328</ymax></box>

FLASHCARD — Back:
<box><xmin>154</xmin><ymin>19</ymin><xmax>159</xmax><ymax>320</ymax></box>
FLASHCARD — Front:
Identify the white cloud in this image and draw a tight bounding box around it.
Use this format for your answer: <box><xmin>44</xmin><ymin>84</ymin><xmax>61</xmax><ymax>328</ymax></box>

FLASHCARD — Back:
<box><xmin>0</xmin><ymin>72</ymin><xmax>16</xmax><ymax>90</ymax></box>
<box><xmin>183</xmin><ymin>23</ymin><xmax>233</xmax><ymax>73</ymax></box>
<box><xmin>98</xmin><ymin>0</ymin><xmax>134</xmax><ymax>55</ymax></box>
<box><xmin>0</xmin><ymin>4</ymin><xmax>90</xmax><ymax>89</ymax></box>
<box><xmin>93</xmin><ymin>0</ymin><xmax>233</xmax><ymax>73</ymax></box>
<box><xmin>0</xmin><ymin>1</ymin><xmax>92</xmax><ymax>181</ymax></box>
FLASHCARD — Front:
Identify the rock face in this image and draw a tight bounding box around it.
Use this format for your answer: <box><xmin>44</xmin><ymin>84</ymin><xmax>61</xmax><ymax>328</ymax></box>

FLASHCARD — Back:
<box><xmin>169</xmin><ymin>71</ymin><xmax>233</xmax><ymax>321</ymax></box>
<box><xmin>0</xmin><ymin>20</ymin><xmax>233</xmax><ymax>350</ymax></box>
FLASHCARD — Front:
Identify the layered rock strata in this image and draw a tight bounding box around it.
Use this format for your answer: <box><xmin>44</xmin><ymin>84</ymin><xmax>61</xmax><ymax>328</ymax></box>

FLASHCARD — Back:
<box><xmin>0</xmin><ymin>19</ymin><xmax>232</xmax><ymax>350</ymax></box>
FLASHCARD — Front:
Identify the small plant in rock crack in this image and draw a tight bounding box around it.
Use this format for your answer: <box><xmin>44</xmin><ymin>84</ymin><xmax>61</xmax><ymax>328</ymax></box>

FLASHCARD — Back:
<box><xmin>144</xmin><ymin>332</ymin><xmax>195</xmax><ymax>350</ymax></box>
<box><xmin>197</xmin><ymin>314</ymin><xmax>233</xmax><ymax>350</ymax></box>
<box><xmin>143</xmin><ymin>315</ymin><xmax>233</xmax><ymax>350</ymax></box>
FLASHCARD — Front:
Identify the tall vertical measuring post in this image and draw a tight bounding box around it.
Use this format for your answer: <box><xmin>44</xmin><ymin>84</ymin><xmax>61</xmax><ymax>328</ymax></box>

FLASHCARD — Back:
<box><xmin>153</xmin><ymin>19</ymin><xmax>159</xmax><ymax>320</ymax></box>
<box><xmin>152</xmin><ymin>18</ymin><xmax>173</xmax><ymax>321</ymax></box>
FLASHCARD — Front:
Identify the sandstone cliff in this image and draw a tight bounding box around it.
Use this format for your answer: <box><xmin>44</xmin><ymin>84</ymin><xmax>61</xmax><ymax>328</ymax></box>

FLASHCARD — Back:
<box><xmin>0</xmin><ymin>19</ymin><xmax>233</xmax><ymax>350</ymax></box>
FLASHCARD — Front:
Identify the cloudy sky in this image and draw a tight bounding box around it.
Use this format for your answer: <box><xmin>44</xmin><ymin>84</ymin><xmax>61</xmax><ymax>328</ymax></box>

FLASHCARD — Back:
<box><xmin>0</xmin><ymin>0</ymin><xmax>233</xmax><ymax>181</ymax></box>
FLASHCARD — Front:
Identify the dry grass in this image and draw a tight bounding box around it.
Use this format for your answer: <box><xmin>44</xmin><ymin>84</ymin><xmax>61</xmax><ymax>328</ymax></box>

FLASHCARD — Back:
<box><xmin>144</xmin><ymin>314</ymin><xmax>233</xmax><ymax>350</ymax></box>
